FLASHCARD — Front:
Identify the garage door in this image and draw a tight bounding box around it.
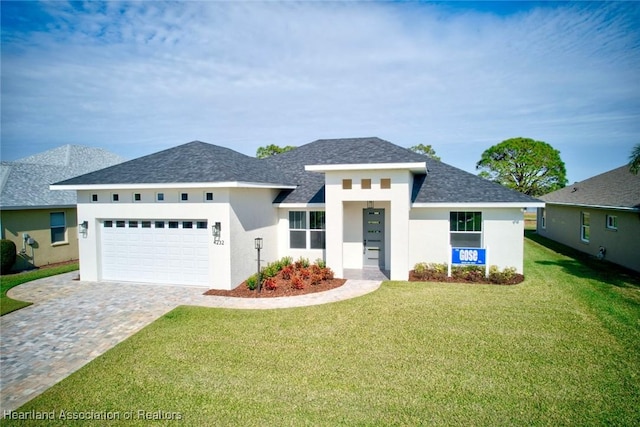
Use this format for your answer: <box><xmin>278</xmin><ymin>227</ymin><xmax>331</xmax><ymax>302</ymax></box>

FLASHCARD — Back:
<box><xmin>101</xmin><ymin>219</ymin><xmax>210</xmax><ymax>286</ymax></box>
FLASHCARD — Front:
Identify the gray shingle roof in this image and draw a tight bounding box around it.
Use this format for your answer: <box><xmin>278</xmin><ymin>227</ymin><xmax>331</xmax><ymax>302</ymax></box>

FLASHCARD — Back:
<box><xmin>1</xmin><ymin>145</ymin><xmax>125</xmax><ymax>209</ymax></box>
<box><xmin>55</xmin><ymin>141</ymin><xmax>294</xmax><ymax>186</ymax></box>
<box><xmin>540</xmin><ymin>165</ymin><xmax>640</xmax><ymax>210</ymax></box>
<box><xmin>268</xmin><ymin>137</ymin><xmax>541</xmax><ymax>205</ymax></box>
<box><xmin>51</xmin><ymin>137</ymin><xmax>542</xmax><ymax>206</ymax></box>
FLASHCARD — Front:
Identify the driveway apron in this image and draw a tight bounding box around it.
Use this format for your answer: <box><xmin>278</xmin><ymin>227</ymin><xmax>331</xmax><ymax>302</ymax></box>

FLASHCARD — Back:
<box><xmin>0</xmin><ymin>272</ymin><xmax>380</xmax><ymax>413</ymax></box>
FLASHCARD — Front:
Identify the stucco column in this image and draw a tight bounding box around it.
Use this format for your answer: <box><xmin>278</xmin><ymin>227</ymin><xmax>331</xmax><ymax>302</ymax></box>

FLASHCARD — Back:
<box><xmin>389</xmin><ymin>192</ymin><xmax>410</xmax><ymax>281</ymax></box>
<box><xmin>325</xmin><ymin>197</ymin><xmax>344</xmax><ymax>279</ymax></box>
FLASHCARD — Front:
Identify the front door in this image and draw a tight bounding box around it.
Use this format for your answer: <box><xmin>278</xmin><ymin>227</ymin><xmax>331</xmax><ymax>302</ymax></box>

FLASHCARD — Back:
<box><xmin>363</xmin><ymin>208</ymin><xmax>385</xmax><ymax>268</ymax></box>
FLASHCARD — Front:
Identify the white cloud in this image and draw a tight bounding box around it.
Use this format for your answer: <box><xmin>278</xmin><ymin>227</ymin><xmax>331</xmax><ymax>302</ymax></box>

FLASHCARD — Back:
<box><xmin>1</xmin><ymin>1</ymin><xmax>638</xmax><ymax>182</ymax></box>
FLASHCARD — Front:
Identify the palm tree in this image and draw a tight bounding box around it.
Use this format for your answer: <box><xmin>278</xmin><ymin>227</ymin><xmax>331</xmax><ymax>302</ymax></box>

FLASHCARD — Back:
<box><xmin>629</xmin><ymin>144</ymin><xmax>640</xmax><ymax>175</ymax></box>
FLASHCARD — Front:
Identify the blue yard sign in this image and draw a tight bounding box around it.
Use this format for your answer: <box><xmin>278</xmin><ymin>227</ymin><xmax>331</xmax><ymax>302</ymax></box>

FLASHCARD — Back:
<box><xmin>451</xmin><ymin>247</ymin><xmax>487</xmax><ymax>266</ymax></box>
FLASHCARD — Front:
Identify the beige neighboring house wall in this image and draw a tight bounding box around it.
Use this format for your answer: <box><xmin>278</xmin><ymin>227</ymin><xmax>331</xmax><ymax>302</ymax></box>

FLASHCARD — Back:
<box><xmin>537</xmin><ymin>165</ymin><xmax>640</xmax><ymax>273</ymax></box>
<box><xmin>1</xmin><ymin>208</ymin><xmax>78</xmax><ymax>269</ymax></box>
<box><xmin>0</xmin><ymin>145</ymin><xmax>125</xmax><ymax>271</ymax></box>
<box><xmin>538</xmin><ymin>204</ymin><xmax>640</xmax><ymax>272</ymax></box>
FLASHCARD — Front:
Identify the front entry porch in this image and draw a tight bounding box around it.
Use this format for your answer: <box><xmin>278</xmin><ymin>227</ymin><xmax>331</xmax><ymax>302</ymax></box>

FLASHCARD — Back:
<box><xmin>343</xmin><ymin>268</ymin><xmax>390</xmax><ymax>281</ymax></box>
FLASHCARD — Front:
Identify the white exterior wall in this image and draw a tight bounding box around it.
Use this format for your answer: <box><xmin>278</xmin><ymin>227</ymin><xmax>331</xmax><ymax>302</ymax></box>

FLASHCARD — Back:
<box><xmin>76</xmin><ymin>187</ymin><xmax>279</xmax><ymax>290</ymax></box>
<box><xmin>228</xmin><ymin>188</ymin><xmax>280</xmax><ymax>288</ymax></box>
<box><xmin>323</xmin><ymin>169</ymin><xmax>411</xmax><ymax>280</ymax></box>
<box><xmin>409</xmin><ymin>207</ymin><xmax>525</xmax><ymax>273</ymax></box>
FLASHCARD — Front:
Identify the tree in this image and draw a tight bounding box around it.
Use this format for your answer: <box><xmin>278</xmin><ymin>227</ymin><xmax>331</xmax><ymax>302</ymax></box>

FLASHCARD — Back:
<box><xmin>628</xmin><ymin>143</ymin><xmax>640</xmax><ymax>175</ymax></box>
<box><xmin>409</xmin><ymin>144</ymin><xmax>440</xmax><ymax>160</ymax></box>
<box><xmin>256</xmin><ymin>144</ymin><xmax>295</xmax><ymax>159</ymax></box>
<box><xmin>476</xmin><ymin>137</ymin><xmax>567</xmax><ymax>196</ymax></box>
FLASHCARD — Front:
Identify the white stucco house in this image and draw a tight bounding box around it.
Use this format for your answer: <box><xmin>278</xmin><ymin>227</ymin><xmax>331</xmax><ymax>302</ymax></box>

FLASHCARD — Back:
<box><xmin>52</xmin><ymin>137</ymin><xmax>543</xmax><ymax>289</ymax></box>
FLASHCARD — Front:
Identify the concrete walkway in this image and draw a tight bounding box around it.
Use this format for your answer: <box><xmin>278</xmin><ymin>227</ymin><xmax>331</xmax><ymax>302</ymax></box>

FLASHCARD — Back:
<box><xmin>0</xmin><ymin>273</ymin><xmax>381</xmax><ymax>413</ymax></box>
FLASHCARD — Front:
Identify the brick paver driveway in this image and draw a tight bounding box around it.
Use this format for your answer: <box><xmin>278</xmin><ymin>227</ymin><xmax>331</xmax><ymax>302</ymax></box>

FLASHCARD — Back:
<box><xmin>0</xmin><ymin>272</ymin><xmax>380</xmax><ymax>413</ymax></box>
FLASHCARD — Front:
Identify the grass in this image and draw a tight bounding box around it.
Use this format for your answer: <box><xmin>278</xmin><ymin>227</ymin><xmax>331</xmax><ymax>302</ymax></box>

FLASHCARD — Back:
<box><xmin>0</xmin><ymin>262</ymin><xmax>79</xmax><ymax>316</ymax></box>
<box><xmin>6</xmin><ymin>239</ymin><xmax>640</xmax><ymax>426</ymax></box>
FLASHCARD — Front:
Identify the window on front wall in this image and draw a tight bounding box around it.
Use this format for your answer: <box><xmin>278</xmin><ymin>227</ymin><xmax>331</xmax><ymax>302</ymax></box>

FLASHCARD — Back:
<box><xmin>540</xmin><ymin>208</ymin><xmax>546</xmax><ymax>229</ymax></box>
<box><xmin>450</xmin><ymin>211</ymin><xmax>482</xmax><ymax>248</ymax></box>
<box><xmin>606</xmin><ymin>214</ymin><xmax>618</xmax><ymax>230</ymax></box>
<box><xmin>289</xmin><ymin>211</ymin><xmax>326</xmax><ymax>250</ymax></box>
<box><xmin>581</xmin><ymin>212</ymin><xmax>590</xmax><ymax>242</ymax></box>
<box><xmin>310</xmin><ymin>211</ymin><xmax>326</xmax><ymax>249</ymax></box>
<box><xmin>289</xmin><ymin>211</ymin><xmax>307</xmax><ymax>249</ymax></box>
<box><xmin>50</xmin><ymin>212</ymin><xmax>66</xmax><ymax>244</ymax></box>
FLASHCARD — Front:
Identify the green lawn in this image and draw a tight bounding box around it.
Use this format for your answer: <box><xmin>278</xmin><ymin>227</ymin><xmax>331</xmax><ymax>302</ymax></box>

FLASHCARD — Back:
<box><xmin>0</xmin><ymin>263</ymin><xmax>79</xmax><ymax>316</ymax></box>
<box><xmin>6</xmin><ymin>238</ymin><xmax>640</xmax><ymax>426</ymax></box>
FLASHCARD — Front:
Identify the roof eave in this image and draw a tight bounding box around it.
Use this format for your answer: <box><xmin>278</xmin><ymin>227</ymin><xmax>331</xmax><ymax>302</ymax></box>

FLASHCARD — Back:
<box><xmin>51</xmin><ymin>182</ymin><xmax>297</xmax><ymax>191</ymax></box>
<box><xmin>542</xmin><ymin>201</ymin><xmax>640</xmax><ymax>211</ymax></box>
<box><xmin>412</xmin><ymin>202</ymin><xmax>545</xmax><ymax>209</ymax></box>
<box><xmin>305</xmin><ymin>162</ymin><xmax>427</xmax><ymax>173</ymax></box>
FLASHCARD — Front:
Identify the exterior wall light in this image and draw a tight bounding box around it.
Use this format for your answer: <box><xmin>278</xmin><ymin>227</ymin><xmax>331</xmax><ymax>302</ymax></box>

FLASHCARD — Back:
<box><xmin>212</xmin><ymin>222</ymin><xmax>221</xmax><ymax>240</ymax></box>
<box><xmin>367</xmin><ymin>201</ymin><xmax>374</xmax><ymax>209</ymax></box>
<box><xmin>79</xmin><ymin>221</ymin><xmax>89</xmax><ymax>238</ymax></box>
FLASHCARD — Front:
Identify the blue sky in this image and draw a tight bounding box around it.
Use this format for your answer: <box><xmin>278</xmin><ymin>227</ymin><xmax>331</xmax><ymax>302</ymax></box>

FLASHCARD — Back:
<box><xmin>1</xmin><ymin>1</ymin><xmax>639</xmax><ymax>184</ymax></box>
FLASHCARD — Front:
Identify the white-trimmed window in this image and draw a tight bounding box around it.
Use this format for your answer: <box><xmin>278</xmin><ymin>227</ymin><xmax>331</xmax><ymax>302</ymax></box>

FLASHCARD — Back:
<box><xmin>606</xmin><ymin>214</ymin><xmax>618</xmax><ymax>230</ymax></box>
<box><xmin>156</xmin><ymin>192</ymin><xmax>165</xmax><ymax>202</ymax></box>
<box><xmin>91</xmin><ymin>194</ymin><xmax>98</xmax><ymax>202</ymax></box>
<box><xmin>180</xmin><ymin>193</ymin><xmax>189</xmax><ymax>201</ymax></box>
<box><xmin>540</xmin><ymin>208</ymin><xmax>546</xmax><ymax>229</ymax></box>
<box><xmin>50</xmin><ymin>212</ymin><xmax>66</xmax><ymax>244</ymax></box>
<box><xmin>309</xmin><ymin>211</ymin><xmax>326</xmax><ymax>249</ymax></box>
<box><xmin>111</xmin><ymin>193</ymin><xmax>119</xmax><ymax>202</ymax></box>
<box><xmin>450</xmin><ymin>211</ymin><xmax>482</xmax><ymax>248</ymax></box>
<box><xmin>133</xmin><ymin>193</ymin><xmax>142</xmax><ymax>202</ymax></box>
<box><xmin>289</xmin><ymin>211</ymin><xmax>326</xmax><ymax>250</ymax></box>
<box><xmin>581</xmin><ymin>212</ymin><xmax>590</xmax><ymax>242</ymax></box>
<box><xmin>205</xmin><ymin>192</ymin><xmax>214</xmax><ymax>202</ymax></box>
<box><xmin>289</xmin><ymin>211</ymin><xmax>307</xmax><ymax>249</ymax></box>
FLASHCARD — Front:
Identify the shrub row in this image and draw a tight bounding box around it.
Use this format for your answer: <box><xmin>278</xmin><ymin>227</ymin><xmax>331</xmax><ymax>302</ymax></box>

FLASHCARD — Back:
<box><xmin>245</xmin><ymin>257</ymin><xmax>332</xmax><ymax>291</ymax></box>
<box><xmin>411</xmin><ymin>262</ymin><xmax>523</xmax><ymax>285</ymax></box>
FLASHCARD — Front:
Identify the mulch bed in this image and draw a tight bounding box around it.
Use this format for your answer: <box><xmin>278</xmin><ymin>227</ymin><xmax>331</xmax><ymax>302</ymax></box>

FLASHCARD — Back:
<box><xmin>204</xmin><ymin>278</ymin><xmax>347</xmax><ymax>298</ymax></box>
<box><xmin>408</xmin><ymin>270</ymin><xmax>524</xmax><ymax>285</ymax></box>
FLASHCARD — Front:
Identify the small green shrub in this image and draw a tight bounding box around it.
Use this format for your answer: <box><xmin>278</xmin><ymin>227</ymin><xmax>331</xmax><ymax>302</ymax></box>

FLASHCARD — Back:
<box><xmin>246</xmin><ymin>274</ymin><xmax>258</xmax><ymax>290</ymax></box>
<box><xmin>262</xmin><ymin>263</ymin><xmax>280</xmax><ymax>279</ymax></box>
<box><xmin>314</xmin><ymin>258</ymin><xmax>326</xmax><ymax>269</ymax></box>
<box><xmin>489</xmin><ymin>266</ymin><xmax>519</xmax><ymax>284</ymax></box>
<box><xmin>295</xmin><ymin>257</ymin><xmax>310</xmax><ymax>269</ymax></box>
<box><xmin>280</xmin><ymin>256</ymin><xmax>293</xmax><ymax>266</ymax></box>
<box><xmin>1</xmin><ymin>239</ymin><xmax>17</xmax><ymax>274</ymax></box>
<box><xmin>452</xmin><ymin>266</ymin><xmax>485</xmax><ymax>281</ymax></box>
<box><xmin>413</xmin><ymin>262</ymin><xmax>429</xmax><ymax>279</ymax></box>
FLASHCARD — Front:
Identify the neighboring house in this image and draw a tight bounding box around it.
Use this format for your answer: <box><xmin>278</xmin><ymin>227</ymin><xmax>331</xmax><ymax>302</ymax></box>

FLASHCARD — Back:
<box><xmin>52</xmin><ymin>137</ymin><xmax>543</xmax><ymax>289</ymax></box>
<box><xmin>537</xmin><ymin>165</ymin><xmax>640</xmax><ymax>273</ymax></box>
<box><xmin>0</xmin><ymin>145</ymin><xmax>125</xmax><ymax>270</ymax></box>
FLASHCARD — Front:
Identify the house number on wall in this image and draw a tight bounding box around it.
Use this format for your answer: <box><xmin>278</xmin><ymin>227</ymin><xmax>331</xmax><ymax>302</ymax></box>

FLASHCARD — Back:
<box><xmin>214</xmin><ymin>240</ymin><xmax>225</xmax><ymax>245</ymax></box>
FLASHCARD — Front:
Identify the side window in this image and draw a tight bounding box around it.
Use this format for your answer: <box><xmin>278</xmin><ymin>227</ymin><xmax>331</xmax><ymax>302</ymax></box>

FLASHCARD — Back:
<box><xmin>581</xmin><ymin>212</ymin><xmax>590</xmax><ymax>242</ymax></box>
<box><xmin>50</xmin><ymin>212</ymin><xmax>66</xmax><ymax>244</ymax></box>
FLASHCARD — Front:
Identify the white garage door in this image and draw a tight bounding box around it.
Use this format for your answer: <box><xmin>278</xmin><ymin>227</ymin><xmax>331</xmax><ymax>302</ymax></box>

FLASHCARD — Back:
<box><xmin>101</xmin><ymin>219</ymin><xmax>210</xmax><ymax>286</ymax></box>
